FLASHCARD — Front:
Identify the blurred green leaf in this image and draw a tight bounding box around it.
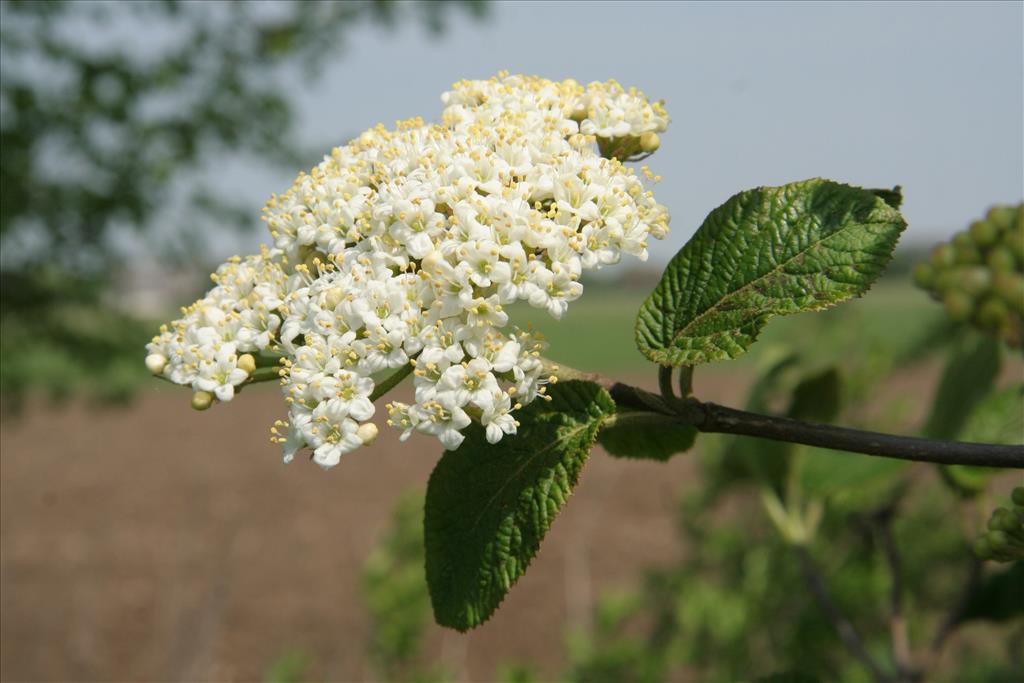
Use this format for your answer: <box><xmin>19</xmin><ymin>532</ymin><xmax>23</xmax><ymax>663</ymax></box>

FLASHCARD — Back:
<box><xmin>922</xmin><ymin>333</ymin><xmax>1003</xmax><ymax>495</ymax></box>
<box><xmin>959</xmin><ymin>385</ymin><xmax>1024</xmax><ymax>445</ymax></box>
<box><xmin>799</xmin><ymin>449</ymin><xmax>910</xmax><ymax>509</ymax></box>
<box><xmin>924</xmin><ymin>334</ymin><xmax>1002</xmax><ymax>440</ymax></box>
<box><xmin>957</xmin><ymin>562</ymin><xmax>1024</xmax><ymax>624</ymax></box>
<box><xmin>788</xmin><ymin>367</ymin><xmax>842</xmax><ymax>423</ymax></box>
<box><xmin>363</xmin><ymin>491</ymin><xmax>432</xmax><ymax>679</ymax></box>
<box><xmin>713</xmin><ymin>352</ymin><xmax>801</xmax><ymax>489</ymax></box>
<box><xmin>264</xmin><ymin>650</ymin><xmax>311</xmax><ymax>683</ymax></box>
<box><xmin>752</xmin><ymin>673</ymin><xmax>822</xmax><ymax>683</ymax></box>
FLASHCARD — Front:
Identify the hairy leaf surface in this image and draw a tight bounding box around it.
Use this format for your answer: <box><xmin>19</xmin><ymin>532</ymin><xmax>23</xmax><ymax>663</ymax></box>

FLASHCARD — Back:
<box><xmin>636</xmin><ymin>179</ymin><xmax>906</xmax><ymax>365</ymax></box>
<box><xmin>424</xmin><ymin>380</ymin><xmax>614</xmax><ymax>631</ymax></box>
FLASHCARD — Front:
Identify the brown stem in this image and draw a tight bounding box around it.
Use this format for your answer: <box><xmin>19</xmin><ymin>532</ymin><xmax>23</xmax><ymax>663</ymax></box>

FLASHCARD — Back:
<box><xmin>796</xmin><ymin>546</ymin><xmax>894</xmax><ymax>683</ymax></box>
<box><xmin>543</xmin><ymin>361</ymin><xmax>1024</xmax><ymax>469</ymax></box>
<box><xmin>873</xmin><ymin>511</ymin><xmax>920</xmax><ymax>682</ymax></box>
<box><xmin>930</xmin><ymin>556</ymin><xmax>982</xmax><ymax>654</ymax></box>
<box><xmin>696</xmin><ymin>402</ymin><xmax>1023</xmax><ymax>469</ymax></box>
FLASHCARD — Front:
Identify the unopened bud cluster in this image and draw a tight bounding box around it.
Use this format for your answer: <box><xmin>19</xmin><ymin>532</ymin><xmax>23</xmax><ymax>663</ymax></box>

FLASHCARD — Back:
<box><xmin>974</xmin><ymin>487</ymin><xmax>1024</xmax><ymax>563</ymax></box>
<box><xmin>913</xmin><ymin>204</ymin><xmax>1024</xmax><ymax>346</ymax></box>
<box><xmin>146</xmin><ymin>73</ymin><xmax>670</xmax><ymax>467</ymax></box>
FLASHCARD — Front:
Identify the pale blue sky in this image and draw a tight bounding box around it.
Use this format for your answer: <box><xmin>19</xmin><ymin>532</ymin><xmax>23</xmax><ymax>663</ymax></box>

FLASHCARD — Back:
<box><xmin>228</xmin><ymin>0</ymin><xmax>1023</xmax><ymax>263</ymax></box>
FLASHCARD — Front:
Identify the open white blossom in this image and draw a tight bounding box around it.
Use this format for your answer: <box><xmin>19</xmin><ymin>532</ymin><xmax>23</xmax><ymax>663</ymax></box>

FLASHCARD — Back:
<box><xmin>147</xmin><ymin>73</ymin><xmax>671</xmax><ymax>468</ymax></box>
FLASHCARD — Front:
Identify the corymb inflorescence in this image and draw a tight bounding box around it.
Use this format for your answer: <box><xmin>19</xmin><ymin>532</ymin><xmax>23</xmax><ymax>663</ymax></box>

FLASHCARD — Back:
<box><xmin>145</xmin><ymin>73</ymin><xmax>670</xmax><ymax>468</ymax></box>
<box><xmin>913</xmin><ymin>204</ymin><xmax>1024</xmax><ymax>346</ymax></box>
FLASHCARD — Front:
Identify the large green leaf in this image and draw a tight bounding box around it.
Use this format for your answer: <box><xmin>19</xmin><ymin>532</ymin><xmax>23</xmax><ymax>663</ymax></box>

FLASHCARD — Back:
<box><xmin>635</xmin><ymin>179</ymin><xmax>906</xmax><ymax>365</ymax></box>
<box><xmin>424</xmin><ymin>380</ymin><xmax>614</xmax><ymax>631</ymax></box>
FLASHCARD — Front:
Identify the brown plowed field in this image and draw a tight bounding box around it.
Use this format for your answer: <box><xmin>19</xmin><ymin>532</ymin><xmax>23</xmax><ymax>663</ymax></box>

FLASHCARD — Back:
<box><xmin>2</xmin><ymin>375</ymin><xmax>728</xmax><ymax>683</ymax></box>
<box><xmin>1</xmin><ymin>362</ymin><xmax>1015</xmax><ymax>682</ymax></box>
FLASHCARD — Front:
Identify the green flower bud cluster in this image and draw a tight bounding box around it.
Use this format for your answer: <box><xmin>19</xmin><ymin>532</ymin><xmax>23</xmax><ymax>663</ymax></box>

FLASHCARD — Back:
<box><xmin>913</xmin><ymin>204</ymin><xmax>1024</xmax><ymax>347</ymax></box>
<box><xmin>974</xmin><ymin>487</ymin><xmax>1024</xmax><ymax>562</ymax></box>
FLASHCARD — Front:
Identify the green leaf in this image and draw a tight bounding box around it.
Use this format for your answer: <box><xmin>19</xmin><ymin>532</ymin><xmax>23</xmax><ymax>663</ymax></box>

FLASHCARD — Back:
<box><xmin>787</xmin><ymin>367</ymin><xmax>841</xmax><ymax>423</ymax></box>
<box><xmin>424</xmin><ymin>380</ymin><xmax>614</xmax><ymax>631</ymax></box>
<box><xmin>922</xmin><ymin>333</ymin><xmax>1003</xmax><ymax>495</ymax></box>
<box><xmin>924</xmin><ymin>333</ymin><xmax>1002</xmax><ymax>440</ymax></box>
<box><xmin>957</xmin><ymin>562</ymin><xmax>1024</xmax><ymax>624</ymax></box>
<box><xmin>943</xmin><ymin>385</ymin><xmax>1024</xmax><ymax>495</ymax></box>
<box><xmin>598</xmin><ymin>415</ymin><xmax>696</xmax><ymax>461</ymax></box>
<box><xmin>959</xmin><ymin>385</ymin><xmax>1024</xmax><ymax>445</ymax></box>
<box><xmin>789</xmin><ymin>366</ymin><xmax>911</xmax><ymax>505</ymax></box>
<box><xmin>713</xmin><ymin>352</ymin><xmax>802</xmax><ymax>489</ymax></box>
<box><xmin>799</xmin><ymin>449</ymin><xmax>910</xmax><ymax>508</ymax></box>
<box><xmin>635</xmin><ymin>179</ymin><xmax>906</xmax><ymax>365</ymax></box>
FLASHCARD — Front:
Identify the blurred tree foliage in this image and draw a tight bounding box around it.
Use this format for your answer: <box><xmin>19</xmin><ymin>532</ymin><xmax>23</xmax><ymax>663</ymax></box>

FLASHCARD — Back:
<box><xmin>0</xmin><ymin>0</ymin><xmax>486</xmax><ymax>407</ymax></box>
<box><xmin>356</xmin><ymin>318</ymin><xmax>1022</xmax><ymax>683</ymax></box>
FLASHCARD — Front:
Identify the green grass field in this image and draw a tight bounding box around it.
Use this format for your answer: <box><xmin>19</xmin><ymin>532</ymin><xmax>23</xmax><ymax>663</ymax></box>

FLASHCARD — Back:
<box><xmin>507</xmin><ymin>276</ymin><xmax>946</xmax><ymax>377</ymax></box>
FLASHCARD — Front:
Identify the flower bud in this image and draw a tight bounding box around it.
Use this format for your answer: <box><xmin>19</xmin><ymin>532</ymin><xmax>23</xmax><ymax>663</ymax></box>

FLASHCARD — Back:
<box><xmin>987</xmin><ymin>530</ymin><xmax>1009</xmax><ymax>551</ymax></box>
<box><xmin>421</xmin><ymin>249</ymin><xmax>446</xmax><ymax>273</ymax></box>
<box><xmin>976</xmin><ymin>297</ymin><xmax>1008</xmax><ymax>331</ymax></box>
<box><xmin>1005</xmin><ymin>226</ymin><xmax>1024</xmax><ymax>262</ymax></box>
<box><xmin>969</xmin><ymin>219</ymin><xmax>999</xmax><ymax>247</ymax></box>
<box><xmin>986</xmin><ymin>205</ymin><xmax>1017</xmax><ymax>230</ymax></box>
<box><xmin>145</xmin><ymin>353</ymin><xmax>167</xmax><ymax>375</ymax></box>
<box><xmin>191</xmin><ymin>391</ymin><xmax>214</xmax><ymax>411</ymax></box>
<box><xmin>237</xmin><ymin>353</ymin><xmax>257</xmax><ymax>374</ymax></box>
<box><xmin>943</xmin><ymin>290</ymin><xmax>973</xmax><ymax>322</ymax></box>
<box><xmin>640</xmin><ymin>132</ymin><xmax>660</xmax><ymax>153</ymax></box>
<box><xmin>993</xmin><ymin>273</ymin><xmax>1024</xmax><ymax>314</ymax></box>
<box><xmin>357</xmin><ymin>422</ymin><xmax>379</xmax><ymax>445</ymax></box>
<box><xmin>957</xmin><ymin>266</ymin><xmax>991</xmax><ymax>296</ymax></box>
<box><xmin>930</xmin><ymin>243</ymin><xmax>955</xmax><ymax>268</ymax></box>
<box><xmin>323</xmin><ymin>287</ymin><xmax>345</xmax><ymax>311</ymax></box>
<box><xmin>987</xmin><ymin>246</ymin><xmax>1017</xmax><ymax>273</ymax></box>
<box><xmin>1013</xmin><ymin>487</ymin><xmax>1024</xmax><ymax>507</ymax></box>
<box><xmin>911</xmin><ymin>262</ymin><xmax>934</xmax><ymax>288</ymax></box>
<box><xmin>988</xmin><ymin>507</ymin><xmax>1010</xmax><ymax>531</ymax></box>
<box><xmin>953</xmin><ymin>242</ymin><xmax>982</xmax><ymax>265</ymax></box>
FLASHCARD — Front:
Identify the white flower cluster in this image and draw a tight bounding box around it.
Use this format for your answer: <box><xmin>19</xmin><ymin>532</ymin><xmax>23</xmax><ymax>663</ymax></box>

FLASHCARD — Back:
<box><xmin>145</xmin><ymin>247</ymin><xmax>288</xmax><ymax>405</ymax></box>
<box><xmin>147</xmin><ymin>73</ymin><xmax>671</xmax><ymax>468</ymax></box>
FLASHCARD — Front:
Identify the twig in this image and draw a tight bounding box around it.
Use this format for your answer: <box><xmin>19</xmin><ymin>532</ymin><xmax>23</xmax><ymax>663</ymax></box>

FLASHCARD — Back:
<box><xmin>543</xmin><ymin>360</ymin><xmax>1024</xmax><ymax>469</ymax></box>
<box><xmin>696</xmin><ymin>402</ymin><xmax>1024</xmax><ymax>469</ymax></box>
<box><xmin>658</xmin><ymin>365</ymin><xmax>678</xmax><ymax>405</ymax></box>
<box><xmin>677</xmin><ymin>365</ymin><xmax>694</xmax><ymax>399</ymax></box>
<box><xmin>873</xmin><ymin>511</ymin><xmax>920</xmax><ymax>682</ymax></box>
<box><xmin>369</xmin><ymin>362</ymin><xmax>415</xmax><ymax>401</ymax></box>
<box><xmin>796</xmin><ymin>546</ymin><xmax>894</xmax><ymax>683</ymax></box>
<box><xmin>930</xmin><ymin>556</ymin><xmax>982</xmax><ymax>655</ymax></box>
